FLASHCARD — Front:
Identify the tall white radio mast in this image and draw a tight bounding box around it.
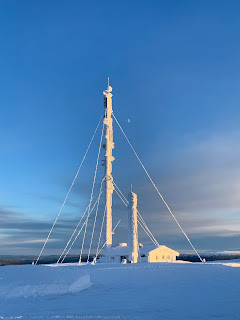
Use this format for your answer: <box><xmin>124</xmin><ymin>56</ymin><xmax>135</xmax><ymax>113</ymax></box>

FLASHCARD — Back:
<box><xmin>103</xmin><ymin>78</ymin><xmax>114</xmax><ymax>248</ymax></box>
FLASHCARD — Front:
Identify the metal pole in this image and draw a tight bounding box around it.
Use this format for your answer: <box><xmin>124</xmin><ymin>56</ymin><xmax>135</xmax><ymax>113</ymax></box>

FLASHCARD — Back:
<box><xmin>103</xmin><ymin>81</ymin><xmax>114</xmax><ymax>248</ymax></box>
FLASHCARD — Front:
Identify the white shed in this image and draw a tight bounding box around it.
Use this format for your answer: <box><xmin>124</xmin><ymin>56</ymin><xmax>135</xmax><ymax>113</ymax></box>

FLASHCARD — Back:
<box><xmin>101</xmin><ymin>243</ymin><xmax>129</xmax><ymax>264</ymax></box>
<box><xmin>139</xmin><ymin>245</ymin><xmax>179</xmax><ymax>263</ymax></box>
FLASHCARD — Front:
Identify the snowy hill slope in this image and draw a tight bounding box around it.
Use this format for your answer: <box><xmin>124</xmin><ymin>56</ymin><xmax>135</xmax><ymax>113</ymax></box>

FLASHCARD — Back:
<box><xmin>0</xmin><ymin>261</ymin><xmax>239</xmax><ymax>320</ymax></box>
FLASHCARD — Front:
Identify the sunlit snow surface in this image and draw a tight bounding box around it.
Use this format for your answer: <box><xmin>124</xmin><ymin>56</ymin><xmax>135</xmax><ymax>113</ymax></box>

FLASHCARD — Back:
<box><xmin>0</xmin><ymin>261</ymin><xmax>239</xmax><ymax>320</ymax></box>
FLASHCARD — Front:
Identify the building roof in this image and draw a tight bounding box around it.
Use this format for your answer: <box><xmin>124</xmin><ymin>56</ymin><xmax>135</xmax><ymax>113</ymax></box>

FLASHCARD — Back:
<box><xmin>139</xmin><ymin>245</ymin><xmax>162</xmax><ymax>254</ymax></box>
<box><xmin>104</xmin><ymin>244</ymin><xmax>179</xmax><ymax>256</ymax></box>
<box><xmin>139</xmin><ymin>245</ymin><xmax>179</xmax><ymax>256</ymax></box>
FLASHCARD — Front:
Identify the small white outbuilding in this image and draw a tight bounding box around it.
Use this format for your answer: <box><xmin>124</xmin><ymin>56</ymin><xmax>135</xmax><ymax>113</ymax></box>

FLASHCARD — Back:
<box><xmin>102</xmin><ymin>243</ymin><xmax>129</xmax><ymax>264</ymax></box>
<box><xmin>139</xmin><ymin>245</ymin><xmax>179</xmax><ymax>263</ymax></box>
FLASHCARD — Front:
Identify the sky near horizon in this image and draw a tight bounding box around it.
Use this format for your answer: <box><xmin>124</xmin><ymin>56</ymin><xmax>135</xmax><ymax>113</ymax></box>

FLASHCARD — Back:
<box><xmin>0</xmin><ymin>0</ymin><xmax>240</xmax><ymax>256</ymax></box>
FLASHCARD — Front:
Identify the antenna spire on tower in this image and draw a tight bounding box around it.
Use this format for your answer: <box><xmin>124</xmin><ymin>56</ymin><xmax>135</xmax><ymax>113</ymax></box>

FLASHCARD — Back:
<box><xmin>103</xmin><ymin>79</ymin><xmax>114</xmax><ymax>249</ymax></box>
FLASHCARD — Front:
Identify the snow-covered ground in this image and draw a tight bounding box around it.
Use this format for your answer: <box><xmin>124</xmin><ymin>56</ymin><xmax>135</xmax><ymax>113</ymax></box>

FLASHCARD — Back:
<box><xmin>0</xmin><ymin>261</ymin><xmax>239</xmax><ymax>320</ymax></box>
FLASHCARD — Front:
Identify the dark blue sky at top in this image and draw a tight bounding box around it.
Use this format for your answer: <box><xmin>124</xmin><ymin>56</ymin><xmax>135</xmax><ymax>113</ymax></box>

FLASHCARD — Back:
<box><xmin>0</xmin><ymin>0</ymin><xmax>240</xmax><ymax>255</ymax></box>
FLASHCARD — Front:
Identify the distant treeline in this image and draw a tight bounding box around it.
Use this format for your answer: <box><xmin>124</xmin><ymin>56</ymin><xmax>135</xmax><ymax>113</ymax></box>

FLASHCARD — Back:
<box><xmin>0</xmin><ymin>255</ymin><xmax>96</xmax><ymax>266</ymax></box>
<box><xmin>177</xmin><ymin>252</ymin><xmax>240</xmax><ymax>262</ymax></box>
<box><xmin>1</xmin><ymin>252</ymin><xmax>240</xmax><ymax>266</ymax></box>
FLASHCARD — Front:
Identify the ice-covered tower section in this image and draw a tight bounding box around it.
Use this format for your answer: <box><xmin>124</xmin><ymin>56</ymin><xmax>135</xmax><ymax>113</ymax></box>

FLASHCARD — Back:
<box><xmin>103</xmin><ymin>81</ymin><xmax>115</xmax><ymax>249</ymax></box>
<box><xmin>128</xmin><ymin>192</ymin><xmax>138</xmax><ymax>263</ymax></box>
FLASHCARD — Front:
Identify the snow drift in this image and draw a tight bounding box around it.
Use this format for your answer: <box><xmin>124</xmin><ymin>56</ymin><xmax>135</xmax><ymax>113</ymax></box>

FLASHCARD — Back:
<box><xmin>0</xmin><ymin>264</ymin><xmax>91</xmax><ymax>298</ymax></box>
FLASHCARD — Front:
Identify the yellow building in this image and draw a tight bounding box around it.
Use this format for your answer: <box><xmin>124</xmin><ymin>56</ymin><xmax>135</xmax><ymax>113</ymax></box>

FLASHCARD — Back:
<box><xmin>139</xmin><ymin>245</ymin><xmax>179</xmax><ymax>263</ymax></box>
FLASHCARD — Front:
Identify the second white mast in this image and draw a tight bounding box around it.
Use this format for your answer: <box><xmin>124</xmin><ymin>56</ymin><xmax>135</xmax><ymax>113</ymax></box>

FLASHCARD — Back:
<box><xmin>103</xmin><ymin>80</ymin><xmax>114</xmax><ymax>248</ymax></box>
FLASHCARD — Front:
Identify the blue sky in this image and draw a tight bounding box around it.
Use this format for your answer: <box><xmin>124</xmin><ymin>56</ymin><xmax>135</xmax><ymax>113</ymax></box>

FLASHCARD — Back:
<box><xmin>0</xmin><ymin>0</ymin><xmax>240</xmax><ymax>256</ymax></box>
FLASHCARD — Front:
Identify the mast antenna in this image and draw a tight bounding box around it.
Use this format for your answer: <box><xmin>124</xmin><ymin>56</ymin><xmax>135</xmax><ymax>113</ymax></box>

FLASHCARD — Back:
<box><xmin>103</xmin><ymin>79</ymin><xmax>114</xmax><ymax>248</ymax></box>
